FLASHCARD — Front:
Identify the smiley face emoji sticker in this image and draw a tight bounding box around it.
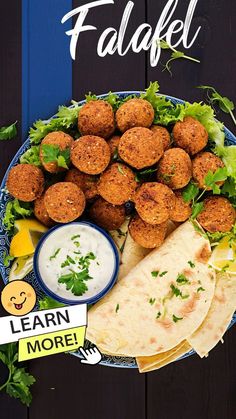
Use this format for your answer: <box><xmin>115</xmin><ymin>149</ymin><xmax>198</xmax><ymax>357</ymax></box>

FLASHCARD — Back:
<box><xmin>1</xmin><ymin>281</ymin><xmax>36</xmax><ymax>316</ymax></box>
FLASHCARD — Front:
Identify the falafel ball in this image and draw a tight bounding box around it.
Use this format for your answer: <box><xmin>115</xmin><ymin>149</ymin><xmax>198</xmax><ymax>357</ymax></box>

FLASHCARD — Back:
<box><xmin>71</xmin><ymin>135</ymin><xmax>111</xmax><ymax>175</ymax></box>
<box><xmin>169</xmin><ymin>191</ymin><xmax>192</xmax><ymax>222</ymax></box>
<box><xmin>65</xmin><ymin>168</ymin><xmax>98</xmax><ymax>200</ymax></box>
<box><xmin>118</xmin><ymin>127</ymin><xmax>163</xmax><ymax>169</ymax></box>
<box><xmin>192</xmin><ymin>151</ymin><xmax>225</xmax><ymax>189</ymax></box>
<box><xmin>107</xmin><ymin>135</ymin><xmax>120</xmax><ymax>159</ymax></box>
<box><xmin>116</xmin><ymin>98</ymin><xmax>154</xmax><ymax>133</ymax></box>
<box><xmin>89</xmin><ymin>197</ymin><xmax>126</xmax><ymax>230</ymax></box>
<box><xmin>197</xmin><ymin>196</ymin><xmax>236</xmax><ymax>233</ymax></box>
<box><xmin>173</xmin><ymin>116</ymin><xmax>208</xmax><ymax>155</ymax></box>
<box><xmin>7</xmin><ymin>164</ymin><xmax>44</xmax><ymax>202</ymax></box>
<box><xmin>44</xmin><ymin>182</ymin><xmax>85</xmax><ymax>223</ymax></box>
<box><xmin>157</xmin><ymin>148</ymin><xmax>192</xmax><ymax>189</ymax></box>
<box><xmin>129</xmin><ymin>214</ymin><xmax>167</xmax><ymax>249</ymax></box>
<box><xmin>78</xmin><ymin>100</ymin><xmax>115</xmax><ymax>139</ymax></box>
<box><xmin>150</xmin><ymin>125</ymin><xmax>171</xmax><ymax>150</ymax></box>
<box><xmin>97</xmin><ymin>163</ymin><xmax>137</xmax><ymax>205</ymax></box>
<box><xmin>134</xmin><ymin>182</ymin><xmax>175</xmax><ymax>225</ymax></box>
<box><xmin>34</xmin><ymin>195</ymin><xmax>54</xmax><ymax>227</ymax></box>
<box><xmin>40</xmin><ymin>131</ymin><xmax>74</xmax><ymax>173</ymax></box>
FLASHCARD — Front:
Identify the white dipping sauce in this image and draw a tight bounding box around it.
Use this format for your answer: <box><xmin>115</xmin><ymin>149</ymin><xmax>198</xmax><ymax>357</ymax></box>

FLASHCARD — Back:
<box><xmin>37</xmin><ymin>224</ymin><xmax>117</xmax><ymax>301</ymax></box>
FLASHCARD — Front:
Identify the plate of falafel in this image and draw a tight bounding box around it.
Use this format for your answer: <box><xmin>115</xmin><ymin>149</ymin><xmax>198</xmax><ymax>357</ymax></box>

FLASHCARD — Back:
<box><xmin>1</xmin><ymin>81</ymin><xmax>236</xmax><ymax>370</ymax></box>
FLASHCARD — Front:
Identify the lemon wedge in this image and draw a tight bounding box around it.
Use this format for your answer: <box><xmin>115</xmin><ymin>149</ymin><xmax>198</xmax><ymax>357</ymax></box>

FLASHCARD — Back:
<box><xmin>10</xmin><ymin>218</ymin><xmax>48</xmax><ymax>258</ymax></box>
<box><xmin>10</xmin><ymin>230</ymin><xmax>35</xmax><ymax>257</ymax></box>
<box><xmin>14</xmin><ymin>219</ymin><xmax>48</xmax><ymax>233</ymax></box>
<box><xmin>9</xmin><ymin>255</ymin><xmax>34</xmax><ymax>281</ymax></box>
<box><xmin>209</xmin><ymin>236</ymin><xmax>236</xmax><ymax>274</ymax></box>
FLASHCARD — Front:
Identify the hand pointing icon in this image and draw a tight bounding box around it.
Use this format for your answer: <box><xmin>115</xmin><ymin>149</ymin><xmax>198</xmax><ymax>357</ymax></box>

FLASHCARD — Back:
<box><xmin>79</xmin><ymin>345</ymin><xmax>102</xmax><ymax>365</ymax></box>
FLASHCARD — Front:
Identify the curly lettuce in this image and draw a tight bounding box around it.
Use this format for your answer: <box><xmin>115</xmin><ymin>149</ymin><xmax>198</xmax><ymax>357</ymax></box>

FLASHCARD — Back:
<box><xmin>3</xmin><ymin>199</ymin><xmax>33</xmax><ymax>232</ymax></box>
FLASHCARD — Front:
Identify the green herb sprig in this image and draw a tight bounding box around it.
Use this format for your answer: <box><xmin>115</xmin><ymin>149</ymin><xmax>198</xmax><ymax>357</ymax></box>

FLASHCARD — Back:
<box><xmin>159</xmin><ymin>40</ymin><xmax>200</xmax><ymax>76</ymax></box>
<box><xmin>41</xmin><ymin>144</ymin><xmax>70</xmax><ymax>169</ymax></box>
<box><xmin>0</xmin><ymin>343</ymin><xmax>35</xmax><ymax>406</ymax></box>
<box><xmin>198</xmin><ymin>85</ymin><xmax>236</xmax><ymax>126</ymax></box>
<box><xmin>0</xmin><ymin>122</ymin><xmax>17</xmax><ymax>140</ymax></box>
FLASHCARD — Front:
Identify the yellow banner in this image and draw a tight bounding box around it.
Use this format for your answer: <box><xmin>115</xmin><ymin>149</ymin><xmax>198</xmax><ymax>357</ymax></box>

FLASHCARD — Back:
<box><xmin>18</xmin><ymin>326</ymin><xmax>86</xmax><ymax>361</ymax></box>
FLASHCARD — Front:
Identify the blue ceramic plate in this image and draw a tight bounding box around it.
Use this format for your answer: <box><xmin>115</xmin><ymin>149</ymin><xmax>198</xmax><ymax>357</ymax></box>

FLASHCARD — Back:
<box><xmin>1</xmin><ymin>91</ymin><xmax>236</xmax><ymax>369</ymax></box>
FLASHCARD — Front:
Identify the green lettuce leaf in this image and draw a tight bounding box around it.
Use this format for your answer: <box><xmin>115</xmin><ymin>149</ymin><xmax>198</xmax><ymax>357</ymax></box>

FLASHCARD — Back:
<box><xmin>20</xmin><ymin>145</ymin><xmax>41</xmax><ymax>166</ymax></box>
<box><xmin>3</xmin><ymin>199</ymin><xmax>33</xmax><ymax>232</ymax></box>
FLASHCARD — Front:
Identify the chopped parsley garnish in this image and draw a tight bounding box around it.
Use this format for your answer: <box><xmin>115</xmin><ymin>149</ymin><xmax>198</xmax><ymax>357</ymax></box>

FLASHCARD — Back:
<box><xmin>115</xmin><ymin>304</ymin><xmax>120</xmax><ymax>313</ymax></box>
<box><xmin>151</xmin><ymin>270</ymin><xmax>167</xmax><ymax>278</ymax></box>
<box><xmin>73</xmin><ymin>250</ymin><xmax>81</xmax><ymax>255</ymax></box>
<box><xmin>78</xmin><ymin>252</ymin><xmax>96</xmax><ymax>269</ymax></box>
<box><xmin>149</xmin><ymin>298</ymin><xmax>156</xmax><ymax>305</ymax></box>
<box><xmin>74</xmin><ymin>241</ymin><xmax>81</xmax><ymax>247</ymax></box>
<box><xmin>170</xmin><ymin>284</ymin><xmax>189</xmax><ymax>299</ymax></box>
<box><xmin>176</xmin><ymin>273</ymin><xmax>189</xmax><ymax>285</ymax></box>
<box><xmin>221</xmin><ymin>264</ymin><xmax>230</xmax><ymax>272</ymax></box>
<box><xmin>61</xmin><ymin>255</ymin><xmax>75</xmax><ymax>268</ymax></box>
<box><xmin>50</xmin><ymin>248</ymin><xmax>61</xmax><ymax>261</ymax></box>
<box><xmin>116</xmin><ymin>228</ymin><xmax>126</xmax><ymax>237</ymax></box>
<box><xmin>159</xmin><ymin>271</ymin><xmax>168</xmax><ymax>277</ymax></box>
<box><xmin>197</xmin><ymin>287</ymin><xmax>205</xmax><ymax>292</ymax></box>
<box><xmin>151</xmin><ymin>271</ymin><xmax>159</xmax><ymax>277</ymax></box>
<box><xmin>188</xmin><ymin>260</ymin><xmax>195</xmax><ymax>268</ymax></box>
<box><xmin>71</xmin><ymin>234</ymin><xmax>81</xmax><ymax>240</ymax></box>
<box><xmin>117</xmin><ymin>164</ymin><xmax>124</xmax><ymax>175</ymax></box>
<box><xmin>160</xmin><ymin>172</ymin><xmax>175</xmax><ymax>183</ymax></box>
<box><xmin>172</xmin><ymin>314</ymin><xmax>183</xmax><ymax>323</ymax></box>
<box><xmin>58</xmin><ymin>269</ymin><xmax>92</xmax><ymax>296</ymax></box>
<box><xmin>156</xmin><ymin>311</ymin><xmax>161</xmax><ymax>319</ymax></box>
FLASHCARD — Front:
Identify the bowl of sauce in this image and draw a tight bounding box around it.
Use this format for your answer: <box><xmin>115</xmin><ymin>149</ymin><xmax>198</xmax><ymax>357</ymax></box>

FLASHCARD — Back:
<box><xmin>33</xmin><ymin>222</ymin><xmax>120</xmax><ymax>304</ymax></box>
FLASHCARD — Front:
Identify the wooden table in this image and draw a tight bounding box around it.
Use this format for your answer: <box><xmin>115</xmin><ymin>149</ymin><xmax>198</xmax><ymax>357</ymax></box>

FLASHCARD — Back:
<box><xmin>1</xmin><ymin>1</ymin><xmax>236</xmax><ymax>418</ymax></box>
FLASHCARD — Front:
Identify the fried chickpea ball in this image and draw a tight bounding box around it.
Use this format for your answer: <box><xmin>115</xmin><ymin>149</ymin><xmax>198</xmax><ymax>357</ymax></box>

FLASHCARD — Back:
<box><xmin>192</xmin><ymin>151</ymin><xmax>225</xmax><ymax>189</ymax></box>
<box><xmin>107</xmin><ymin>135</ymin><xmax>120</xmax><ymax>159</ymax></box>
<box><xmin>44</xmin><ymin>182</ymin><xmax>86</xmax><ymax>223</ymax></box>
<box><xmin>89</xmin><ymin>197</ymin><xmax>126</xmax><ymax>230</ymax></box>
<box><xmin>129</xmin><ymin>214</ymin><xmax>168</xmax><ymax>249</ymax></box>
<box><xmin>150</xmin><ymin>125</ymin><xmax>171</xmax><ymax>151</ymax></box>
<box><xmin>39</xmin><ymin>131</ymin><xmax>74</xmax><ymax>173</ymax></box>
<box><xmin>7</xmin><ymin>164</ymin><xmax>44</xmax><ymax>202</ymax></box>
<box><xmin>78</xmin><ymin>100</ymin><xmax>115</xmax><ymax>139</ymax></box>
<box><xmin>118</xmin><ymin>127</ymin><xmax>163</xmax><ymax>170</ymax></box>
<box><xmin>65</xmin><ymin>168</ymin><xmax>98</xmax><ymax>200</ymax></box>
<box><xmin>134</xmin><ymin>182</ymin><xmax>175</xmax><ymax>225</ymax></box>
<box><xmin>157</xmin><ymin>148</ymin><xmax>192</xmax><ymax>190</ymax></box>
<box><xmin>173</xmin><ymin>116</ymin><xmax>208</xmax><ymax>155</ymax></box>
<box><xmin>71</xmin><ymin>135</ymin><xmax>111</xmax><ymax>175</ymax></box>
<box><xmin>34</xmin><ymin>195</ymin><xmax>54</xmax><ymax>227</ymax></box>
<box><xmin>116</xmin><ymin>98</ymin><xmax>154</xmax><ymax>133</ymax></box>
<box><xmin>169</xmin><ymin>191</ymin><xmax>192</xmax><ymax>222</ymax></box>
<box><xmin>197</xmin><ymin>196</ymin><xmax>236</xmax><ymax>233</ymax></box>
<box><xmin>97</xmin><ymin>163</ymin><xmax>137</xmax><ymax>205</ymax></box>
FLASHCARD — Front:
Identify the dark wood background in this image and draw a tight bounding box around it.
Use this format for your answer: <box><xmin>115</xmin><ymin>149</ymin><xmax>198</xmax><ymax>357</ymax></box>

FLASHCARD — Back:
<box><xmin>1</xmin><ymin>1</ymin><xmax>236</xmax><ymax>418</ymax></box>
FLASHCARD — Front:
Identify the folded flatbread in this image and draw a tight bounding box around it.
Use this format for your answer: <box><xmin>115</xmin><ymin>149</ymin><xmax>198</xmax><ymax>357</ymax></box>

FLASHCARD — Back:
<box><xmin>187</xmin><ymin>272</ymin><xmax>236</xmax><ymax>357</ymax></box>
<box><xmin>136</xmin><ymin>341</ymin><xmax>192</xmax><ymax>373</ymax></box>
<box><xmin>87</xmin><ymin>222</ymin><xmax>216</xmax><ymax>357</ymax></box>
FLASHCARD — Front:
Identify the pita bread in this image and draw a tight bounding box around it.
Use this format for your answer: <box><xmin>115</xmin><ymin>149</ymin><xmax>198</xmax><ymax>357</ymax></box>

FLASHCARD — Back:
<box><xmin>187</xmin><ymin>272</ymin><xmax>236</xmax><ymax>357</ymax></box>
<box><xmin>87</xmin><ymin>222</ymin><xmax>216</xmax><ymax>357</ymax></box>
